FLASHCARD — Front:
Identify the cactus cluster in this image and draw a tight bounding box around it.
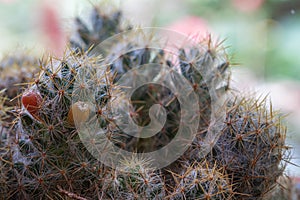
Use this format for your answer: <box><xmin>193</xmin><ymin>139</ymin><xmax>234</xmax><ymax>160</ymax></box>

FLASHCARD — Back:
<box><xmin>0</xmin><ymin>5</ymin><xmax>294</xmax><ymax>200</ymax></box>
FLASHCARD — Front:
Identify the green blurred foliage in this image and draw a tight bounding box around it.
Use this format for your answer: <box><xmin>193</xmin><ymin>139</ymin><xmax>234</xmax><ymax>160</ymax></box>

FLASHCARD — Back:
<box><xmin>168</xmin><ymin>0</ymin><xmax>300</xmax><ymax>81</ymax></box>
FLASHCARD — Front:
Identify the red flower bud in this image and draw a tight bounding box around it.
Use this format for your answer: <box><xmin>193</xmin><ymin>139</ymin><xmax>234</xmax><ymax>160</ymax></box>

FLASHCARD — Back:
<box><xmin>21</xmin><ymin>90</ymin><xmax>42</xmax><ymax>116</ymax></box>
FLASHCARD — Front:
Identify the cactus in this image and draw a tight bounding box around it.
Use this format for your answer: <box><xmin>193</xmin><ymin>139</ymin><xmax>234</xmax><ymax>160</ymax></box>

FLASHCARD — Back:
<box><xmin>104</xmin><ymin>157</ymin><xmax>165</xmax><ymax>199</ymax></box>
<box><xmin>206</xmin><ymin>96</ymin><xmax>290</xmax><ymax>199</ymax></box>
<box><xmin>168</xmin><ymin>160</ymin><xmax>234</xmax><ymax>200</ymax></box>
<box><xmin>0</xmin><ymin>52</ymin><xmax>105</xmax><ymax>199</ymax></box>
<box><xmin>0</xmin><ymin>5</ymin><xmax>293</xmax><ymax>200</ymax></box>
<box><xmin>0</xmin><ymin>89</ymin><xmax>10</xmax><ymax>123</ymax></box>
<box><xmin>70</xmin><ymin>7</ymin><xmax>128</xmax><ymax>53</ymax></box>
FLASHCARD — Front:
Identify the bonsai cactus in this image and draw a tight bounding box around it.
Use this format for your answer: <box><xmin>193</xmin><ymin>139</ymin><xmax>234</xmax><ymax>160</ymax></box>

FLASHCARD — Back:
<box><xmin>0</xmin><ymin>5</ymin><xmax>293</xmax><ymax>200</ymax></box>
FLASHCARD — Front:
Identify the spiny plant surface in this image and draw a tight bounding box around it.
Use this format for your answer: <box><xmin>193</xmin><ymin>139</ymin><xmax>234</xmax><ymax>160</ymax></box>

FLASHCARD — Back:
<box><xmin>70</xmin><ymin>7</ymin><xmax>128</xmax><ymax>53</ymax></box>
<box><xmin>0</xmin><ymin>53</ymin><xmax>103</xmax><ymax>199</ymax></box>
<box><xmin>0</xmin><ymin>53</ymin><xmax>38</xmax><ymax>107</ymax></box>
<box><xmin>206</xmin><ymin>95</ymin><xmax>290</xmax><ymax>199</ymax></box>
<box><xmin>103</xmin><ymin>157</ymin><xmax>165</xmax><ymax>200</ymax></box>
<box><xmin>0</xmin><ymin>5</ymin><xmax>293</xmax><ymax>200</ymax></box>
<box><xmin>168</xmin><ymin>160</ymin><xmax>234</xmax><ymax>200</ymax></box>
<box><xmin>0</xmin><ymin>89</ymin><xmax>10</xmax><ymax>123</ymax></box>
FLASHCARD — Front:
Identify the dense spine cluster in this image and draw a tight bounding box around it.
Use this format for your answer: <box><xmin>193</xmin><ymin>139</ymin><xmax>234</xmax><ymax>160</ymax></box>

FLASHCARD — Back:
<box><xmin>104</xmin><ymin>158</ymin><xmax>165</xmax><ymax>199</ymax></box>
<box><xmin>0</xmin><ymin>6</ymin><xmax>293</xmax><ymax>200</ymax></box>
<box><xmin>169</xmin><ymin>161</ymin><xmax>233</xmax><ymax>200</ymax></box>
<box><xmin>207</xmin><ymin>96</ymin><xmax>289</xmax><ymax>199</ymax></box>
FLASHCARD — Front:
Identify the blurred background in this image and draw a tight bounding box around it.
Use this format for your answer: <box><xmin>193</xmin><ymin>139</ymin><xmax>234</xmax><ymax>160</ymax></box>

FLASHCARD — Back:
<box><xmin>0</xmin><ymin>0</ymin><xmax>299</xmax><ymax>176</ymax></box>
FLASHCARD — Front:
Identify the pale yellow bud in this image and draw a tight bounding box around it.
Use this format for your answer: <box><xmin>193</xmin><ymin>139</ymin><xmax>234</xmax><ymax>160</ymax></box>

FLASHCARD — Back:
<box><xmin>67</xmin><ymin>101</ymin><xmax>90</xmax><ymax>126</ymax></box>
